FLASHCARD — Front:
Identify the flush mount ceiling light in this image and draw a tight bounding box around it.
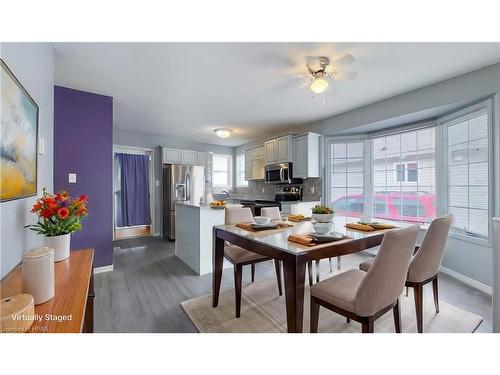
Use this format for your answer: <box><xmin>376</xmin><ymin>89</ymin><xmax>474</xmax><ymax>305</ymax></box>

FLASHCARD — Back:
<box><xmin>214</xmin><ymin>128</ymin><xmax>233</xmax><ymax>139</ymax></box>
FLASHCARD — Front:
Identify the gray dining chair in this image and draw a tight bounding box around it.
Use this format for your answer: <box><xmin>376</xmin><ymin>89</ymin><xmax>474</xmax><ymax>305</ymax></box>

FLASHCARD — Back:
<box><xmin>224</xmin><ymin>207</ymin><xmax>282</xmax><ymax>318</ymax></box>
<box><xmin>359</xmin><ymin>215</ymin><xmax>452</xmax><ymax>332</ymax></box>
<box><xmin>310</xmin><ymin>225</ymin><xmax>420</xmax><ymax>333</ymax></box>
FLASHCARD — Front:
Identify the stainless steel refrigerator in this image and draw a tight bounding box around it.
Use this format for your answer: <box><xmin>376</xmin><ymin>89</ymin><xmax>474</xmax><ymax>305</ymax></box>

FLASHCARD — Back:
<box><xmin>163</xmin><ymin>164</ymin><xmax>205</xmax><ymax>240</ymax></box>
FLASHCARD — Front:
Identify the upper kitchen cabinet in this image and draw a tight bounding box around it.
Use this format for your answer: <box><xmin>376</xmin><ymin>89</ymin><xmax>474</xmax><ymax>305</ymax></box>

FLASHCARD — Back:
<box><xmin>265</xmin><ymin>135</ymin><xmax>293</xmax><ymax>164</ymax></box>
<box><xmin>197</xmin><ymin>151</ymin><xmax>207</xmax><ymax>166</ymax></box>
<box><xmin>162</xmin><ymin>147</ymin><xmax>207</xmax><ymax>166</ymax></box>
<box><xmin>181</xmin><ymin>149</ymin><xmax>198</xmax><ymax>164</ymax></box>
<box><xmin>162</xmin><ymin>147</ymin><xmax>182</xmax><ymax>164</ymax></box>
<box><xmin>292</xmin><ymin>132</ymin><xmax>321</xmax><ymax>178</ymax></box>
<box><xmin>245</xmin><ymin>146</ymin><xmax>265</xmax><ymax>180</ymax></box>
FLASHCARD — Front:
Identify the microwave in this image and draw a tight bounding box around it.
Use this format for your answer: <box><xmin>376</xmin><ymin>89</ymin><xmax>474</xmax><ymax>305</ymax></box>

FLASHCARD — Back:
<box><xmin>265</xmin><ymin>163</ymin><xmax>301</xmax><ymax>184</ymax></box>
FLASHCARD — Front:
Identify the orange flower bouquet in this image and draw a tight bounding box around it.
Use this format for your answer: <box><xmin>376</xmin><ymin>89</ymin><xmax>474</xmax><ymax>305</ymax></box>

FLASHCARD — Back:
<box><xmin>26</xmin><ymin>189</ymin><xmax>89</xmax><ymax>261</ymax></box>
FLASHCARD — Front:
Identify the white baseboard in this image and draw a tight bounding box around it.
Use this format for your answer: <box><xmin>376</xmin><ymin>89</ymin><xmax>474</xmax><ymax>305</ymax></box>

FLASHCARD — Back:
<box><xmin>94</xmin><ymin>265</ymin><xmax>114</xmax><ymax>274</ymax></box>
<box><xmin>440</xmin><ymin>266</ymin><xmax>492</xmax><ymax>295</ymax></box>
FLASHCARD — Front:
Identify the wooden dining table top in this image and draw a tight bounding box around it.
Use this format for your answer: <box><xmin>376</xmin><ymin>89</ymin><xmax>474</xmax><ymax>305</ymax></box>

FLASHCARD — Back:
<box><xmin>215</xmin><ymin>216</ymin><xmax>416</xmax><ymax>255</ymax></box>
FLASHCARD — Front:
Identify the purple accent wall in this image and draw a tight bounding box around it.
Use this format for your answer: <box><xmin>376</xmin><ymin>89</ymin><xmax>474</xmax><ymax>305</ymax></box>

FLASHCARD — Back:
<box><xmin>54</xmin><ymin>86</ymin><xmax>113</xmax><ymax>267</ymax></box>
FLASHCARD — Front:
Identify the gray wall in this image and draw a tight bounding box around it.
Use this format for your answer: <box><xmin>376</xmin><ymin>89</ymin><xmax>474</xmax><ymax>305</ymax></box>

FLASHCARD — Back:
<box><xmin>235</xmin><ymin>62</ymin><xmax>500</xmax><ymax>287</ymax></box>
<box><xmin>1</xmin><ymin>43</ymin><xmax>55</xmax><ymax>278</ymax></box>
<box><xmin>113</xmin><ymin>129</ymin><xmax>234</xmax><ymax>236</ymax></box>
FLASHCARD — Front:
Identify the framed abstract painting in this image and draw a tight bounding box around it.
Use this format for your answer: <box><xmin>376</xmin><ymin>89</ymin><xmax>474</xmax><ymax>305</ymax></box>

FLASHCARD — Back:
<box><xmin>0</xmin><ymin>59</ymin><xmax>39</xmax><ymax>202</ymax></box>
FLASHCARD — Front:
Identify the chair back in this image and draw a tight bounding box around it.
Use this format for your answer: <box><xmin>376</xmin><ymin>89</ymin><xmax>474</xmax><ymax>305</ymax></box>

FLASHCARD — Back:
<box><xmin>225</xmin><ymin>207</ymin><xmax>255</xmax><ymax>225</ymax></box>
<box><xmin>354</xmin><ymin>225</ymin><xmax>419</xmax><ymax>316</ymax></box>
<box><xmin>407</xmin><ymin>215</ymin><xmax>453</xmax><ymax>282</ymax></box>
<box><xmin>261</xmin><ymin>207</ymin><xmax>281</xmax><ymax>221</ymax></box>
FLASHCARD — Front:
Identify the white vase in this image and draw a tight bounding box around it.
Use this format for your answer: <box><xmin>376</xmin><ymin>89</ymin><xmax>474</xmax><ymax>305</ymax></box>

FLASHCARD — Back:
<box><xmin>46</xmin><ymin>233</ymin><xmax>71</xmax><ymax>262</ymax></box>
<box><xmin>312</xmin><ymin>213</ymin><xmax>334</xmax><ymax>223</ymax></box>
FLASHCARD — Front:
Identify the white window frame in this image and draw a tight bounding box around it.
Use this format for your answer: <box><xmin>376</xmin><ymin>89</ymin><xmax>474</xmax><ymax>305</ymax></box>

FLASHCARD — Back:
<box><xmin>325</xmin><ymin>136</ymin><xmax>371</xmax><ymax>219</ymax></box>
<box><xmin>393</xmin><ymin>161</ymin><xmax>419</xmax><ymax>183</ymax></box>
<box><xmin>235</xmin><ymin>152</ymin><xmax>248</xmax><ymax>187</ymax></box>
<box><xmin>438</xmin><ymin>99</ymin><xmax>494</xmax><ymax>246</ymax></box>
<box><xmin>211</xmin><ymin>153</ymin><xmax>233</xmax><ymax>188</ymax></box>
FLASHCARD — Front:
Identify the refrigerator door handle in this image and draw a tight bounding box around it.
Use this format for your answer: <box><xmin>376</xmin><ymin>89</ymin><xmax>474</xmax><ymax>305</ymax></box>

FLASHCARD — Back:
<box><xmin>186</xmin><ymin>172</ymin><xmax>191</xmax><ymax>201</ymax></box>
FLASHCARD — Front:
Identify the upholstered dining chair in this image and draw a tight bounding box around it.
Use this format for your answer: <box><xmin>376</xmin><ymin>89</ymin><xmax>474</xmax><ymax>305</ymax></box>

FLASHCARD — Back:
<box><xmin>310</xmin><ymin>225</ymin><xmax>420</xmax><ymax>333</ymax></box>
<box><xmin>358</xmin><ymin>215</ymin><xmax>452</xmax><ymax>333</ymax></box>
<box><xmin>260</xmin><ymin>206</ymin><xmax>331</xmax><ymax>287</ymax></box>
<box><xmin>224</xmin><ymin>207</ymin><xmax>283</xmax><ymax>318</ymax></box>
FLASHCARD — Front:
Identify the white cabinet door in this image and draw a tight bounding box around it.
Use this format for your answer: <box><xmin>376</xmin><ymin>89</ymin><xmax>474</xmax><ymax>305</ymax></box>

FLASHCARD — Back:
<box><xmin>163</xmin><ymin>147</ymin><xmax>181</xmax><ymax>164</ymax></box>
<box><xmin>292</xmin><ymin>135</ymin><xmax>307</xmax><ymax>178</ymax></box>
<box><xmin>197</xmin><ymin>152</ymin><xmax>207</xmax><ymax>166</ymax></box>
<box><xmin>265</xmin><ymin>140</ymin><xmax>276</xmax><ymax>164</ymax></box>
<box><xmin>276</xmin><ymin>136</ymin><xmax>292</xmax><ymax>162</ymax></box>
<box><xmin>182</xmin><ymin>149</ymin><xmax>198</xmax><ymax>165</ymax></box>
<box><xmin>244</xmin><ymin>150</ymin><xmax>252</xmax><ymax>180</ymax></box>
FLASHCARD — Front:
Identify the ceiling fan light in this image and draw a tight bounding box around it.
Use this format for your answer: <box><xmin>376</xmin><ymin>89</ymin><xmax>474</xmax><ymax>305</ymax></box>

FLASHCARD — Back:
<box><xmin>310</xmin><ymin>78</ymin><xmax>328</xmax><ymax>93</ymax></box>
<box><xmin>214</xmin><ymin>128</ymin><xmax>233</xmax><ymax>139</ymax></box>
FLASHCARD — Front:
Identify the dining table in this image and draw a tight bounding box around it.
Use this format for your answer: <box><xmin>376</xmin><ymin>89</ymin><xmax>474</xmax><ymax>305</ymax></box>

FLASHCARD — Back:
<box><xmin>212</xmin><ymin>216</ymin><xmax>410</xmax><ymax>333</ymax></box>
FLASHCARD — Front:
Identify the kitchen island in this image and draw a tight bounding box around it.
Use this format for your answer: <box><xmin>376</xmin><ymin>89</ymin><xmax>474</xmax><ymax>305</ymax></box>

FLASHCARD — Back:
<box><xmin>175</xmin><ymin>202</ymin><xmax>241</xmax><ymax>275</ymax></box>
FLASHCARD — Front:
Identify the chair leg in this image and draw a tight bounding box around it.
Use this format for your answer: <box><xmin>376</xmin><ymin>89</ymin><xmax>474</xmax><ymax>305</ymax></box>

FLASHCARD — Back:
<box><xmin>234</xmin><ymin>265</ymin><xmax>243</xmax><ymax>318</ymax></box>
<box><xmin>361</xmin><ymin>317</ymin><xmax>374</xmax><ymax>333</ymax></box>
<box><xmin>337</xmin><ymin>256</ymin><xmax>341</xmax><ymax>270</ymax></box>
<box><xmin>251</xmin><ymin>264</ymin><xmax>255</xmax><ymax>282</ymax></box>
<box><xmin>432</xmin><ymin>276</ymin><xmax>439</xmax><ymax>313</ymax></box>
<box><xmin>329</xmin><ymin>258</ymin><xmax>333</xmax><ymax>273</ymax></box>
<box><xmin>274</xmin><ymin>260</ymin><xmax>283</xmax><ymax>296</ymax></box>
<box><xmin>346</xmin><ymin>317</ymin><xmax>350</xmax><ymax>323</ymax></box>
<box><xmin>413</xmin><ymin>283</ymin><xmax>424</xmax><ymax>333</ymax></box>
<box><xmin>310</xmin><ymin>297</ymin><xmax>320</xmax><ymax>333</ymax></box>
<box><xmin>307</xmin><ymin>261</ymin><xmax>313</xmax><ymax>286</ymax></box>
<box><xmin>393</xmin><ymin>299</ymin><xmax>402</xmax><ymax>333</ymax></box>
<box><xmin>405</xmin><ymin>286</ymin><xmax>409</xmax><ymax>297</ymax></box>
<box><xmin>315</xmin><ymin>260</ymin><xmax>320</xmax><ymax>283</ymax></box>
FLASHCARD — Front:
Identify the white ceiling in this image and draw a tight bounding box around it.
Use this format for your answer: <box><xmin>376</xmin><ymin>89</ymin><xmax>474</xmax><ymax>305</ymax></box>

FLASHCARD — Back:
<box><xmin>53</xmin><ymin>43</ymin><xmax>500</xmax><ymax>146</ymax></box>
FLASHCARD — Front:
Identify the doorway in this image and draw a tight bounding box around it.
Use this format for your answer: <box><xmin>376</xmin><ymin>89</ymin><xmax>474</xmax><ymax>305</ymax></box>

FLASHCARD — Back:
<box><xmin>113</xmin><ymin>146</ymin><xmax>155</xmax><ymax>240</ymax></box>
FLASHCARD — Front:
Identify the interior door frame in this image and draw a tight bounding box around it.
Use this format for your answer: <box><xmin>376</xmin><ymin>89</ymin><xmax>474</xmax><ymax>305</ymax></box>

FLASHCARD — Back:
<box><xmin>113</xmin><ymin>145</ymin><xmax>156</xmax><ymax>240</ymax></box>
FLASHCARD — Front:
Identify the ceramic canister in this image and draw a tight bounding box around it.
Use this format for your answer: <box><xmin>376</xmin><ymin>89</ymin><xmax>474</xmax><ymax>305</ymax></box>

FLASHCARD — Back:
<box><xmin>22</xmin><ymin>247</ymin><xmax>55</xmax><ymax>305</ymax></box>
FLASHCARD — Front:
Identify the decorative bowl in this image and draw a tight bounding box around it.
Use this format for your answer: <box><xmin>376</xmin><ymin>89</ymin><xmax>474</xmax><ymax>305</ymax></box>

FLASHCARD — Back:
<box><xmin>313</xmin><ymin>223</ymin><xmax>333</xmax><ymax>235</ymax></box>
<box><xmin>312</xmin><ymin>213</ymin><xmax>334</xmax><ymax>223</ymax></box>
<box><xmin>254</xmin><ymin>216</ymin><xmax>271</xmax><ymax>225</ymax></box>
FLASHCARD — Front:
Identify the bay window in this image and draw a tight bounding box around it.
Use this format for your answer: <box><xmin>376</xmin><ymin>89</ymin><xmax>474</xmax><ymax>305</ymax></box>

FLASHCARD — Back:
<box><xmin>325</xmin><ymin>97</ymin><xmax>493</xmax><ymax>238</ymax></box>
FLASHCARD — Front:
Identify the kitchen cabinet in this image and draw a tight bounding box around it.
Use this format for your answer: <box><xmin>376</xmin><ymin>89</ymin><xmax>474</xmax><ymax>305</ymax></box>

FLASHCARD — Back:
<box><xmin>162</xmin><ymin>147</ymin><xmax>206</xmax><ymax>166</ymax></box>
<box><xmin>292</xmin><ymin>132</ymin><xmax>321</xmax><ymax>178</ymax></box>
<box><xmin>182</xmin><ymin>149</ymin><xmax>198</xmax><ymax>165</ymax></box>
<box><xmin>265</xmin><ymin>135</ymin><xmax>293</xmax><ymax>164</ymax></box>
<box><xmin>197</xmin><ymin>152</ymin><xmax>207</xmax><ymax>167</ymax></box>
<box><xmin>163</xmin><ymin>147</ymin><xmax>182</xmax><ymax>164</ymax></box>
<box><xmin>245</xmin><ymin>146</ymin><xmax>265</xmax><ymax>180</ymax></box>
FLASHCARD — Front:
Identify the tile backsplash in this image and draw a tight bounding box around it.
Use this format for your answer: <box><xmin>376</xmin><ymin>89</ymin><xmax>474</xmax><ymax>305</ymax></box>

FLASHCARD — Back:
<box><xmin>231</xmin><ymin>178</ymin><xmax>322</xmax><ymax>202</ymax></box>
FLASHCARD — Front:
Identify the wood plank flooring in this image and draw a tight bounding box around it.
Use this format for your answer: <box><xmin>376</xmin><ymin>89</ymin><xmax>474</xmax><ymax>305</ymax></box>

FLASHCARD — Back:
<box><xmin>94</xmin><ymin>236</ymin><xmax>492</xmax><ymax>333</ymax></box>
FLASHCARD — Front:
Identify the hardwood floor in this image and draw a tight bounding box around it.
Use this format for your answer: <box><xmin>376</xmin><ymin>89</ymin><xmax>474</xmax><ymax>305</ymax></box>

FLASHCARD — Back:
<box><xmin>114</xmin><ymin>225</ymin><xmax>151</xmax><ymax>240</ymax></box>
<box><xmin>94</xmin><ymin>236</ymin><xmax>492</xmax><ymax>333</ymax></box>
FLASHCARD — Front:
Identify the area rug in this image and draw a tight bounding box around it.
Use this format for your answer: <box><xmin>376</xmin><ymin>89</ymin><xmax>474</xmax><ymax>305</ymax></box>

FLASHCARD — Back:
<box><xmin>181</xmin><ymin>275</ymin><xmax>483</xmax><ymax>333</ymax></box>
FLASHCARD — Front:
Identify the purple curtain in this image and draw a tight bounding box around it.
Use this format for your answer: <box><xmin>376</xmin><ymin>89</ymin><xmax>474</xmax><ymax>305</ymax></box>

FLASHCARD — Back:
<box><xmin>116</xmin><ymin>153</ymin><xmax>151</xmax><ymax>227</ymax></box>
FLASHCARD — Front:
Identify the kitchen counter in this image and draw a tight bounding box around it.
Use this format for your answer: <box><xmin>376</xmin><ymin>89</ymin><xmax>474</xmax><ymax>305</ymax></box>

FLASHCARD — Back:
<box><xmin>174</xmin><ymin>202</ymin><xmax>241</xmax><ymax>274</ymax></box>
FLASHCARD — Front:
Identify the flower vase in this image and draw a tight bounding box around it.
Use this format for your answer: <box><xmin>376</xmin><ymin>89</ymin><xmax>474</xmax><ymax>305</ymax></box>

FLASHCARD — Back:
<box><xmin>46</xmin><ymin>233</ymin><xmax>71</xmax><ymax>262</ymax></box>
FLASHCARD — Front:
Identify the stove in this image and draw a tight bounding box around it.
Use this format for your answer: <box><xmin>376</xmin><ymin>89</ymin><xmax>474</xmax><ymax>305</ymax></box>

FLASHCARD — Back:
<box><xmin>239</xmin><ymin>200</ymin><xmax>281</xmax><ymax>216</ymax></box>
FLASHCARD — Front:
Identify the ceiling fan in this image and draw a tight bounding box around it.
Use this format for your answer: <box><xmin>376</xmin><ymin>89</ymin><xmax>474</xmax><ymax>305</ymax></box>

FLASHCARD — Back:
<box><xmin>280</xmin><ymin>54</ymin><xmax>357</xmax><ymax>99</ymax></box>
<box><xmin>305</xmin><ymin>54</ymin><xmax>357</xmax><ymax>94</ymax></box>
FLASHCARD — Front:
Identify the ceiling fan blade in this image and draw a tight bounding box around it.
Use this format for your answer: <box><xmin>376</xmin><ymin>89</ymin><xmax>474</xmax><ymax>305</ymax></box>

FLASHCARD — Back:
<box><xmin>330</xmin><ymin>53</ymin><xmax>356</xmax><ymax>66</ymax></box>
<box><xmin>333</xmin><ymin>71</ymin><xmax>358</xmax><ymax>80</ymax></box>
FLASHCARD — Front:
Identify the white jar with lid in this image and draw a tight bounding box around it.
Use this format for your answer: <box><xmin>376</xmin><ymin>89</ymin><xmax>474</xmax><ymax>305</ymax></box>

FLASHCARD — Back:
<box><xmin>22</xmin><ymin>247</ymin><xmax>55</xmax><ymax>305</ymax></box>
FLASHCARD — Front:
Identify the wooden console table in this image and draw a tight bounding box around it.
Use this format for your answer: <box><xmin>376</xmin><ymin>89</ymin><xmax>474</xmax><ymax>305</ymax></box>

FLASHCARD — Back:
<box><xmin>1</xmin><ymin>249</ymin><xmax>94</xmax><ymax>333</ymax></box>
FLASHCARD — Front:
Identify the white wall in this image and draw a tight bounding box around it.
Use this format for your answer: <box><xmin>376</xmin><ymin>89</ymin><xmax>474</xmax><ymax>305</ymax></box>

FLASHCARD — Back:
<box><xmin>1</xmin><ymin>43</ymin><xmax>55</xmax><ymax>278</ymax></box>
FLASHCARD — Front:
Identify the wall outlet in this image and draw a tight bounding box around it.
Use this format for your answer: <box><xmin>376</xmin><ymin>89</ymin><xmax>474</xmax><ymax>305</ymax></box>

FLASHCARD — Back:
<box><xmin>68</xmin><ymin>173</ymin><xmax>77</xmax><ymax>183</ymax></box>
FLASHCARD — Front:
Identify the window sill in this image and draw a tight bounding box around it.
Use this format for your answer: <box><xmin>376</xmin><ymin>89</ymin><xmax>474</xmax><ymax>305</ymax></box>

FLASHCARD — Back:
<box><xmin>448</xmin><ymin>232</ymin><xmax>491</xmax><ymax>248</ymax></box>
